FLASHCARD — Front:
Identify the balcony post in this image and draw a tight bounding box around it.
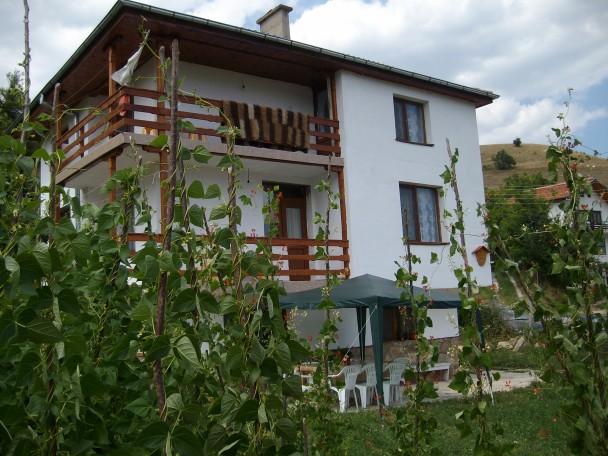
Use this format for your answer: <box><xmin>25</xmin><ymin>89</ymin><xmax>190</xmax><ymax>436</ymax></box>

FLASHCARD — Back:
<box><xmin>108</xmin><ymin>44</ymin><xmax>117</xmax><ymax>96</ymax></box>
<box><xmin>108</xmin><ymin>154</ymin><xmax>116</xmax><ymax>203</ymax></box>
<box><xmin>337</xmin><ymin>168</ymin><xmax>349</xmax><ymax>277</ymax></box>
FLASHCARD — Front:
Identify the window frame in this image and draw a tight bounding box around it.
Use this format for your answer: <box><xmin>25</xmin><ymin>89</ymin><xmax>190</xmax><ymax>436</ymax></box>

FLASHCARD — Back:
<box><xmin>393</xmin><ymin>97</ymin><xmax>428</xmax><ymax>145</ymax></box>
<box><xmin>399</xmin><ymin>184</ymin><xmax>442</xmax><ymax>244</ymax></box>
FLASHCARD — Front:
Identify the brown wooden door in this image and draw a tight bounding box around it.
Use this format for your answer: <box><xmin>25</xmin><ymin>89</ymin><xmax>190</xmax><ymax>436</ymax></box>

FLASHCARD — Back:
<box><xmin>279</xmin><ymin>194</ymin><xmax>308</xmax><ymax>281</ymax></box>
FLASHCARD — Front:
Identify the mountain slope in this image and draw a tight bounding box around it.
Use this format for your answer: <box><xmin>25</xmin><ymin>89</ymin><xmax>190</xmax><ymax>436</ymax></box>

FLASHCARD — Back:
<box><xmin>480</xmin><ymin>143</ymin><xmax>608</xmax><ymax>189</ymax></box>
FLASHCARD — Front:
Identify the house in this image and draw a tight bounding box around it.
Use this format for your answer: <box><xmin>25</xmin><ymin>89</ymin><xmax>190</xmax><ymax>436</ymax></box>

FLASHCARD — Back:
<box><xmin>536</xmin><ymin>178</ymin><xmax>608</xmax><ymax>259</ymax></box>
<box><xmin>32</xmin><ymin>1</ymin><xmax>497</xmax><ymax>361</ymax></box>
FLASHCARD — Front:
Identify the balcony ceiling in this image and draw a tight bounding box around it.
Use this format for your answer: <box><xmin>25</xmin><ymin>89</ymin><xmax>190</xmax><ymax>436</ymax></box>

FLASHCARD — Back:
<box><xmin>47</xmin><ymin>10</ymin><xmax>334</xmax><ymax>107</ymax></box>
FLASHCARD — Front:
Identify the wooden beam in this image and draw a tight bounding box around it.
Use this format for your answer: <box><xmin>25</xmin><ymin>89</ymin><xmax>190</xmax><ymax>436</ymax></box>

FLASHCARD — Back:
<box><xmin>337</xmin><ymin>168</ymin><xmax>350</xmax><ymax>277</ymax></box>
<box><xmin>108</xmin><ymin>45</ymin><xmax>117</xmax><ymax>96</ymax></box>
<box><xmin>329</xmin><ymin>74</ymin><xmax>340</xmax><ymax>151</ymax></box>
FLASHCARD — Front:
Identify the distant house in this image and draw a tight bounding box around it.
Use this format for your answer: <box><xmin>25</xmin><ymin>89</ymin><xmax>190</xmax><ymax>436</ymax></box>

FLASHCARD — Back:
<box><xmin>32</xmin><ymin>1</ymin><xmax>497</xmax><ymax>359</ymax></box>
<box><xmin>536</xmin><ymin>178</ymin><xmax>608</xmax><ymax>258</ymax></box>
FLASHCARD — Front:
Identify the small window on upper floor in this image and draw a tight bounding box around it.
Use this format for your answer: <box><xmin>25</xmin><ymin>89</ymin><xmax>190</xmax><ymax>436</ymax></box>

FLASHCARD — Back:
<box><xmin>400</xmin><ymin>184</ymin><xmax>441</xmax><ymax>243</ymax></box>
<box><xmin>394</xmin><ymin>97</ymin><xmax>427</xmax><ymax>144</ymax></box>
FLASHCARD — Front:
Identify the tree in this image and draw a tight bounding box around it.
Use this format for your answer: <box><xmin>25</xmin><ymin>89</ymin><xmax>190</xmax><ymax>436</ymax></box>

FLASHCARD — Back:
<box><xmin>512</xmin><ymin>137</ymin><xmax>522</xmax><ymax>147</ymax></box>
<box><xmin>485</xmin><ymin>173</ymin><xmax>554</xmax><ymax>278</ymax></box>
<box><xmin>492</xmin><ymin>149</ymin><xmax>516</xmax><ymax>170</ymax></box>
<box><xmin>0</xmin><ymin>70</ymin><xmax>24</xmax><ymax>134</ymax></box>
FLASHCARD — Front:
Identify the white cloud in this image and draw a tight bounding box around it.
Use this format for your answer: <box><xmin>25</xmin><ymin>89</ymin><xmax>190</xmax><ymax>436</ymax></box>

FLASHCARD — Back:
<box><xmin>189</xmin><ymin>0</ymin><xmax>281</xmax><ymax>26</ymax></box>
<box><xmin>477</xmin><ymin>96</ymin><xmax>608</xmax><ymax>145</ymax></box>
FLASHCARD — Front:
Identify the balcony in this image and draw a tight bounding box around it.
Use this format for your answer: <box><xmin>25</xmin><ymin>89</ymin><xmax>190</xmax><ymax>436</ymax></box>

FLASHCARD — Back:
<box><xmin>55</xmin><ymin>87</ymin><xmax>348</xmax><ymax>280</ymax></box>
<box><xmin>126</xmin><ymin>233</ymin><xmax>350</xmax><ymax>280</ymax></box>
<box><xmin>56</xmin><ymin>87</ymin><xmax>341</xmax><ymax>175</ymax></box>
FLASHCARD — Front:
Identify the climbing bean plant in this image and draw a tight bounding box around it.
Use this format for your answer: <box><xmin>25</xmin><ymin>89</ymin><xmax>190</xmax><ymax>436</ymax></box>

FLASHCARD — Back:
<box><xmin>0</xmin><ymin>37</ymin><xmax>310</xmax><ymax>455</ymax></box>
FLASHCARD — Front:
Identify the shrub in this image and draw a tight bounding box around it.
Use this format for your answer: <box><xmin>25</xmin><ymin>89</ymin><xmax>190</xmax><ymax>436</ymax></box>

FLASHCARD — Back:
<box><xmin>492</xmin><ymin>149</ymin><xmax>516</xmax><ymax>170</ymax></box>
<box><xmin>513</xmin><ymin>137</ymin><xmax>522</xmax><ymax>147</ymax></box>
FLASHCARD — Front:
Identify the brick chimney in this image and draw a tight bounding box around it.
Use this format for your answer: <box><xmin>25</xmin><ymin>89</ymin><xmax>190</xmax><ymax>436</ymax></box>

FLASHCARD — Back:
<box><xmin>256</xmin><ymin>4</ymin><xmax>293</xmax><ymax>39</ymax></box>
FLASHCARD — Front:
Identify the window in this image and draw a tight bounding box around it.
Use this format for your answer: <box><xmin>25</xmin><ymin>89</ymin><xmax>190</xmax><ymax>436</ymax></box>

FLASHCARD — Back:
<box><xmin>587</xmin><ymin>211</ymin><xmax>607</xmax><ymax>254</ymax></box>
<box><xmin>383</xmin><ymin>307</ymin><xmax>416</xmax><ymax>341</ymax></box>
<box><xmin>394</xmin><ymin>97</ymin><xmax>426</xmax><ymax>144</ymax></box>
<box><xmin>400</xmin><ymin>185</ymin><xmax>440</xmax><ymax>243</ymax></box>
<box><xmin>589</xmin><ymin>210</ymin><xmax>603</xmax><ymax>231</ymax></box>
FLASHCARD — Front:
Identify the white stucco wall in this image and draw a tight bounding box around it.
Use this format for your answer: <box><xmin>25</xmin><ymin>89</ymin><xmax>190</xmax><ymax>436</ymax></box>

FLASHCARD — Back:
<box><xmin>550</xmin><ymin>191</ymin><xmax>608</xmax><ymax>262</ymax></box>
<box><xmin>289</xmin><ymin>307</ymin><xmax>458</xmax><ymax>352</ymax></box>
<box><xmin>335</xmin><ymin>70</ymin><xmax>491</xmax><ymax>290</ymax></box>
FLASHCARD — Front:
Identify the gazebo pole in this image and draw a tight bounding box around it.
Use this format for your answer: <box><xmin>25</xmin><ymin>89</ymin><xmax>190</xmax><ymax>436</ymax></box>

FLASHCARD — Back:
<box><xmin>369</xmin><ymin>304</ymin><xmax>385</xmax><ymax>407</ymax></box>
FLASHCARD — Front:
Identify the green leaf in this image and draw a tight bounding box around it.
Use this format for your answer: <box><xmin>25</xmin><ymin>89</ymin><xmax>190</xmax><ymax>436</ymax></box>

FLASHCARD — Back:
<box><xmin>171</xmin><ymin>288</ymin><xmax>197</xmax><ymax>314</ymax></box>
<box><xmin>166</xmin><ymin>393</ymin><xmax>184</xmax><ymax>412</ymax></box>
<box><xmin>135</xmin><ymin>421</ymin><xmax>169</xmax><ymax>449</ymax></box>
<box><xmin>149</xmin><ymin>134</ymin><xmax>169</xmax><ymax>148</ymax></box>
<box><xmin>26</xmin><ymin>317</ymin><xmax>62</xmax><ymax>344</ymax></box>
<box><xmin>275</xmin><ymin>417</ymin><xmax>297</xmax><ymax>441</ymax></box>
<box><xmin>174</xmin><ymin>335</ymin><xmax>202</xmax><ymax>370</ymax></box>
<box><xmin>285</xmin><ymin>339</ymin><xmax>310</xmax><ymax>364</ymax></box>
<box><xmin>187</xmin><ymin>181</ymin><xmax>205</xmax><ymax>199</ymax></box>
<box><xmin>188</xmin><ymin>204</ymin><xmax>205</xmax><ymax>228</ymax></box>
<box><xmin>17</xmin><ymin>156</ymin><xmax>35</xmax><ymax>174</ymax></box>
<box><xmin>172</xmin><ymin>426</ymin><xmax>203</xmax><ymax>456</ymax></box>
<box><xmin>226</xmin><ymin>346</ymin><xmax>245</xmax><ymax>375</ymax></box>
<box><xmin>27</xmin><ymin>286</ymin><xmax>54</xmax><ymax>311</ymax></box>
<box><xmin>31</xmin><ymin>147</ymin><xmax>50</xmax><ymax>160</ymax></box>
<box><xmin>144</xmin><ymin>335</ymin><xmax>171</xmax><ymax>362</ymax></box>
<box><xmin>258</xmin><ymin>403</ymin><xmax>269</xmax><ymax>425</ymax></box>
<box><xmin>192</xmin><ymin>145</ymin><xmax>212</xmax><ymax>163</ymax></box>
<box><xmin>200</xmin><ymin>290</ymin><xmax>220</xmax><ymax>313</ymax></box>
<box><xmin>204</xmin><ymin>184</ymin><xmax>221</xmax><ymax>199</ymax></box>
<box><xmin>209</xmin><ymin>205</ymin><xmax>229</xmax><ymax>221</ymax></box>
<box><xmin>218</xmin><ymin>440</ymin><xmax>241</xmax><ymax>455</ymax></box>
<box><xmin>282</xmin><ymin>374</ymin><xmax>304</xmax><ymax>399</ymax></box>
<box><xmin>130</xmin><ymin>300</ymin><xmax>153</xmax><ymax>321</ymax></box>
<box><xmin>269</xmin><ymin>342</ymin><xmax>291</xmax><ymax>375</ymax></box>
<box><xmin>205</xmin><ymin>424</ymin><xmax>228</xmax><ymax>453</ymax></box>
<box><xmin>58</xmin><ymin>288</ymin><xmax>81</xmax><ymax>315</ymax></box>
<box><xmin>4</xmin><ymin>256</ymin><xmax>20</xmax><ymax>282</ymax></box>
<box><xmin>249</xmin><ymin>338</ymin><xmax>266</xmax><ymax>365</ymax></box>
<box><xmin>125</xmin><ymin>397</ymin><xmax>154</xmax><ymax>417</ymax></box>
<box><xmin>235</xmin><ymin>399</ymin><xmax>259</xmax><ymax>423</ymax></box>
<box><xmin>159</xmin><ymin>250</ymin><xmax>178</xmax><ymax>272</ymax></box>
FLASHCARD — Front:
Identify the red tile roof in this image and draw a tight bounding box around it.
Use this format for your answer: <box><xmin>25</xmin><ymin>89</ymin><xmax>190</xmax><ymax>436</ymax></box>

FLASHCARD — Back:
<box><xmin>536</xmin><ymin>178</ymin><xmax>608</xmax><ymax>202</ymax></box>
<box><xmin>535</xmin><ymin>182</ymin><xmax>571</xmax><ymax>201</ymax></box>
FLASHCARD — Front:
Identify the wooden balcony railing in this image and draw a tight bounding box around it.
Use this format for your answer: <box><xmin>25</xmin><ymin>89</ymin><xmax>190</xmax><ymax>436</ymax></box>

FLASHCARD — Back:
<box><xmin>588</xmin><ymin>221</ymin><xmax>608</xmax><ymax>232</ymax></box>
<box><xmin>57</xmin><ymin>87</ymin><xmax>341</xmax><ymax>172</ymax></box>
<box><xmin>126</xmin><ymin>233</ymin><xmax>349</xmax><ymax>279</ymax></box>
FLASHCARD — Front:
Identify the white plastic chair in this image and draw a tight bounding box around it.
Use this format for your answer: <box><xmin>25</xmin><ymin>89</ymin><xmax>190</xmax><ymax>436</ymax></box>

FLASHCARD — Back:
<box><xmin>355</xmin><ymin>364</ymin><xmax>377</xmax><ymax>408</ymax></box>
<box><xmin>328</xmin><ymin>365</ymin><xmax>362</xmax><ymax>412</ymax></box>
<box><xmin>383</xmin><ymin>362</ymin><xmax>406</xmax><ymax>405</ymax></box>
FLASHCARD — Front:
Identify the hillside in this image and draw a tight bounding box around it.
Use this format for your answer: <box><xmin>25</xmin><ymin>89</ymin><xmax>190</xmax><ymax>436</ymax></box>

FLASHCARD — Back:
<box><xmin>480</xmin><ymin>143</ymin><xmax>608</xmax><ymax>189</ymax></box>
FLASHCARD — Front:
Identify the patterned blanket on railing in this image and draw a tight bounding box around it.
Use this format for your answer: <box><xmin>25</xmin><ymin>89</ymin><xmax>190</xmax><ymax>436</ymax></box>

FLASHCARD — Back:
<box><xmin>222</xmin><ymin>101</ymin><xmax>310</xmax><ymax>149</ymax></box>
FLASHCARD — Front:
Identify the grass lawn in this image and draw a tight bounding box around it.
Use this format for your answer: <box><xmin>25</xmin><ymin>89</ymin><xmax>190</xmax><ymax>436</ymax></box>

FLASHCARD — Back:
<box><xmin>333</xmin><ymin>387</ymin><xmax>570</xmax><ymax>455</ymax></box>
<box><xmin>490</xmin><ymin>343</ymin><xmax>544</xmax><ymax>370</ymax></box>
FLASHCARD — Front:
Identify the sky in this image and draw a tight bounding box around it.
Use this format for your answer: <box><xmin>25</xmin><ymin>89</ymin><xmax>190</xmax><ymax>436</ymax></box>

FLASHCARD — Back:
<box><xmin>0</xmin><ymin>0</ymin><xmax>606</xmax><ymax>153</ymax></box>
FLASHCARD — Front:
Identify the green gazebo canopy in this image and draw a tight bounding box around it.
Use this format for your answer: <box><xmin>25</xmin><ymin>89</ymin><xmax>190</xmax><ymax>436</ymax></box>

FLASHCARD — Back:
<box><xmin>280</xmin><ymin>274</ymin><xmax>461</xmax><ymax>406</ymax></box>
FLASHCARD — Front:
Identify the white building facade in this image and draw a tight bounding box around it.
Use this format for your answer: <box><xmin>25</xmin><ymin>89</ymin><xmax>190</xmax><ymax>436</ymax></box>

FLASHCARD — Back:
<box><xmin>34</xmin><ymin>1</ymin><xmax>497</xmax><ymax>354</ymax></box>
